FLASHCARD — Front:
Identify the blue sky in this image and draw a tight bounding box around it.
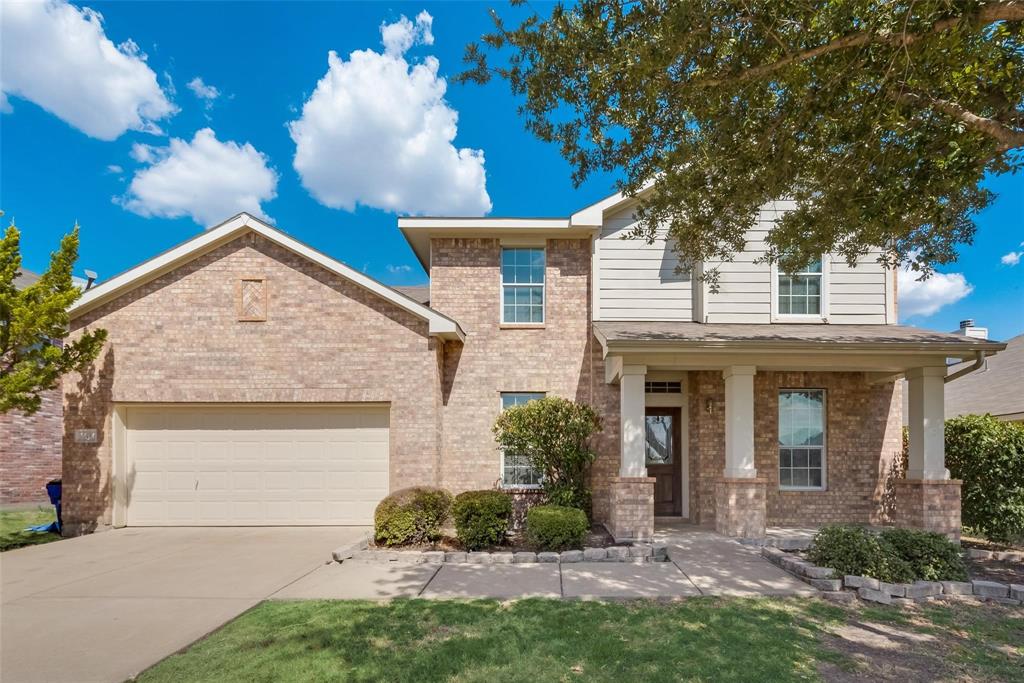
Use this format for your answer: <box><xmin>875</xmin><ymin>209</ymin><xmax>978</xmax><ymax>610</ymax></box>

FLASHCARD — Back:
<box><xmin>2</xmin><ymin>1</ymin><xmax>1022</xmax><ymax>340</ymax></box>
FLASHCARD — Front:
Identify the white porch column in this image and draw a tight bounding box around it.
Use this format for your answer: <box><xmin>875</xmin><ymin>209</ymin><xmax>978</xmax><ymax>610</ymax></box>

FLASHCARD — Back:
<box><xmin>723</xmin><ymin>365</ymin><xmax>758</xmax><ymax>478</ymax></box>
<box><xmin>619</xmin><ymin>364</ymin><xmax>647</xmax><ymax>477</ymax></box>
<box><xmin>906</xmin><ymin>366</ymin><xmax>949</xmax><ymax>480</ymax></box>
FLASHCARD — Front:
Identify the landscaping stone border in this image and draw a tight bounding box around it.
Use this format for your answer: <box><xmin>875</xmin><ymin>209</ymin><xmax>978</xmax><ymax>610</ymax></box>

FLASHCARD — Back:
<box><xmin>965</xmin><ymin>547</ymin><xmax>1024</xmax><ymax>563</ymax></box>
<box><xmin>335</xmin><ymin>543</ymin><xmax>669</xmax><ymax>564</ymax></box>
<box><xmin>761</xmin><ymin>547</ymin><xmax>1024</xmax><ymax>607</ymax></box>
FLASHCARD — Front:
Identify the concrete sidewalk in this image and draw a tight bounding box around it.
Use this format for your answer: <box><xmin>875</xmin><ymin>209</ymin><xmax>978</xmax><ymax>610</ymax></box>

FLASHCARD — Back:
<box><xmin>274</xmin><ymin>527</ymin><xmax>814</xmax><ymax>600</ymax></box>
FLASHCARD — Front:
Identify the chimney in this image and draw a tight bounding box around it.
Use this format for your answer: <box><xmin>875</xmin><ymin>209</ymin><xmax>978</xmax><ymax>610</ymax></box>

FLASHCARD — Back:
<box><xmin>955</xmin><ymin>319</ymin><xmax>988</xmax><ymax>340</ymax></box>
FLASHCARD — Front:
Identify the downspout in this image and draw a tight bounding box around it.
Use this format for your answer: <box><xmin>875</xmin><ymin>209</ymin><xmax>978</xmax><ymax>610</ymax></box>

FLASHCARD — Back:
<box><xmin>944</xmin><ymin>351</ymin><xmax>986</xmax><ymax>383</ymax></box>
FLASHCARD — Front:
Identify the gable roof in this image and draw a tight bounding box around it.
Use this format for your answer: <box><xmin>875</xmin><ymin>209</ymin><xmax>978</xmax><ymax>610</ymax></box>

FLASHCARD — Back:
<box><xmin>69</xmin><ymin>213</ymin><xmax>464</xmax><ymax>341</ymax></box>
<box><xmin>944</xmin><ymin>333</ymin><xmax>1024</xmax><ymax>420</ymax></box>
<box><xmin>14</xmin><ymin>269</ymin><xmax>40</xmax><ymax>289</ymax></box>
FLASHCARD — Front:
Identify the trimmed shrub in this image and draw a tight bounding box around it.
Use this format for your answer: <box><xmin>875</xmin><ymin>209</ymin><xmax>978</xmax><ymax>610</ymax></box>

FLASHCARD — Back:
<box><xmin>453</xmin><ymin>490</ymin><xmax>513</xmax><ymax>550</ymax></box>
<box><xmin>493</xmin><ymin>397</ymin><xmax>602</xmax><ymax>515</ymax></box>
<box><xmin>945</xmin><ymin>414</ymin><xmax>1024</xmax><ymax>544</ymax></box>
<box><xmin>806</xmin><ymin>525</ymin><xmax>913</xmax><ymax>583</ymax></box>
<box><xmin>526</xmin><ymin>505</ymin><xmax>589</xmax><ymax>551</ymax></box>
<box><xmin>373</xmin><ymin>487</ymin><xmax>452</xmax><ymax>547</ymax></box>
<box><xmin>879</xmin><ymin>528</ymin><xmax>968</xmax><ymax>581</ymax></box>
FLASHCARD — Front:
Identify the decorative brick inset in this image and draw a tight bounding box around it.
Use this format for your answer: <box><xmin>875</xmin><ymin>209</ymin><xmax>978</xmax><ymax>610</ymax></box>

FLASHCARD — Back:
<box><xmin>607</xmin><ymin>477</ymin><xmax>654</xmax><ymax>541</ymax></box>
<box><xmin>893</xmin><ymin>479</ymin><xmax>962</xmax><ymax>539</ymax></box>
<box><xmin>714</xmin><ymin>478</ymin><xmax>767</xmax><ymax>538</ymax></box>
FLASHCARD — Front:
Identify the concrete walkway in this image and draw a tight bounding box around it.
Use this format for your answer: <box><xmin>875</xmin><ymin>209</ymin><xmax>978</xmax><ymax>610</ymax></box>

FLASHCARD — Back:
<box><xmin>0</xmin><ymin>526</ymin><xmax>368</xmax><ymax>683</ymax></box>
<box><xmin>276</xmin><ymin>524</ymin><xmax>814</xmax><ymax>601</ymax></box>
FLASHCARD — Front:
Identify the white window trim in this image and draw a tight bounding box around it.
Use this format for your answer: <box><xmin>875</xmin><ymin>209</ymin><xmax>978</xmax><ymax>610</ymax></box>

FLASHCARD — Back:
<box><xmin>770</xmin><ymin>255</ymin><xmax>830</xmax><ymax>323</ymax></box>
<box><xmin>499</xmin><ymin>246</ymin><xmax>546</xmax><ymax>326</ymax></box>
<box><xmin>498</xmin><ymin>392</ymin><xmax>545</xmax><ymax>489</ymax></box>
<box><xmin>778</xmin><ymin>388</ymin><xmax>827</xmax><ymax>492</ymax></box>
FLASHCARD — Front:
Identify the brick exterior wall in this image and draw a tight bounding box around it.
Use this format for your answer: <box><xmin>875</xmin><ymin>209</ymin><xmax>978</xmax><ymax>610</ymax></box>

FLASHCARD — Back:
<box><xmin>893</xmin><ymin>480</ymin><xmax>962</xmax><ymax>539</ymax></box>
<box><xmin>0</xmin><ymin>384</ymin><xmax>63</xmax><ymax>504</ymax></box>
<box><xmin>62</xmin><ymin>232</ymin><xmax>445</xmax><ymax>533</ymax></box>
<box><xmin>428</xmin><ymin>237</ymin><xmax>620</xmax><ymax>522</ymax></box>
<box><xmin>689</xmin><ymin>370</ymin><xmax>904</xmax><ymax>528</ymax></box>
<box><xmin>606</xmin><ymin>477</ymin><xmax>655</xmax><ymax>540</ymax></box>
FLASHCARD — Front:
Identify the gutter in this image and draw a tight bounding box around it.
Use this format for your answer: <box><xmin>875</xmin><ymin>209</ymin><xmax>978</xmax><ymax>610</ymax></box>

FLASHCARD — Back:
<box><xmin>944</xmin><ymin>350</ymin><xmax>986</xmax><ymax>384</ymax></box>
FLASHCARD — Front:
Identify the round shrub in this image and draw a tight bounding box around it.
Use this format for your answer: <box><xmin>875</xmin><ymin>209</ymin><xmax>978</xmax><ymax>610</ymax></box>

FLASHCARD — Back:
<box><xmin>879</xmin><ymin>528</ymin><xmax>968</xmax><ymax>582</ymax></box>
<box><xmin>373</xmin><ymin>487</ymin><xmax>453</xmax><ymax>547</ymax></box>
<box><xmin>452</xmin><ymin>490</ymin><xmax>513</xmax><ymax>550</ymax></box>
<box><xmin>806</xmin><ymin>525</ymin><xmax>913</xmax><ymax>583</ymax></box>
<box><xmin>945</xmin><ymin>414</ymin><xmax>1024</xmax><ymax>544</ymax></box>
<box><xmin>526</xmin><ymin>504</ymin><xmax>589</xmax><ymax>552</ymax></box>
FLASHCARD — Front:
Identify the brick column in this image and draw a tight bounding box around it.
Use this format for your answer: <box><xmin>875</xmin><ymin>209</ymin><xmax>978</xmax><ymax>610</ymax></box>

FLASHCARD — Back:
<box><xmin>893</xmin><ymin>479</ymin><xmax>962</xmax><ymax>540</ymax></box>
<box><xmin>714</xmin><ymin>477</ymin><xmax>767</xmax><ymax>538</ymax></box>
<box><xmin>607</xmin><ymin>476</ymin><xmax>655</xmax><ymax>541</ymax></box>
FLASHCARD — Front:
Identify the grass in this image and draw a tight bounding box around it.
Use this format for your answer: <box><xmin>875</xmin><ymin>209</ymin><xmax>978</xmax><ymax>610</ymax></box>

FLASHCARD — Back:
<box><xmin>0</xmin><ymin>505</ymin><xmax>61</xmax><ymax>552</ymax></box>
<box><xmin>136</xmin><ymin>598</ymin><xmax>1023</xmax><ymax>683</ymax></box>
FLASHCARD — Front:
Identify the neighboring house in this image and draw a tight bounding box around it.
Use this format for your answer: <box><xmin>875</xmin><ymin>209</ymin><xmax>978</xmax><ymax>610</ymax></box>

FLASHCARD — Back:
<box><xmin>60</xmin><ymin>193</ymin><xmax>1004</xmax><ymax>540</ymax></box>
<box><xmin>0</xmin><ymin>270</ymin><xmax>64</xmax><ymax>505</ymax></box>
<box><xmin>945</xmin><ymin>331</ymin><xmax>1024</xmax><ymax>422</ymax></box>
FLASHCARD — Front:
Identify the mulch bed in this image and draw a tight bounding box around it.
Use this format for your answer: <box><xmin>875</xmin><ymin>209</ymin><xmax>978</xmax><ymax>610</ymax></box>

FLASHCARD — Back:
<box><xmin>369</xmin><ymin>524</ymin><xmax>622</xmax><ymax>553</ymax></box>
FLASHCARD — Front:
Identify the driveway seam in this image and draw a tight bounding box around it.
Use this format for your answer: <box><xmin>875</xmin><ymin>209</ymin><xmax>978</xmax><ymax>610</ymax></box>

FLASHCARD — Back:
<box><xmin>416</xmin><ymin>564</ymin><xmax>443</xmax><ymax>597</ymax></box>
<box><xmin>669</xmin><ymin>557</ymin><xmax>704</xmax><ymax>596</ymax></box>
<box><xmin>558</xmin><ymin>563</ymin><xmax>564</xmax><ymax>597</ymax></box>
<box><xmin>267</xmin><ymin>561</ymin><xmax>334</xmax><ymax>599</ymax></box>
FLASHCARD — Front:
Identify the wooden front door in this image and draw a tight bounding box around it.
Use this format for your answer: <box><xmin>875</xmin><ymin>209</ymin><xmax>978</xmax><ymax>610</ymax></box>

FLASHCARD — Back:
<box><xmin>645</xmin><ymin>407</ymin><xmax>682</xmax><ymax>516</ymax></box>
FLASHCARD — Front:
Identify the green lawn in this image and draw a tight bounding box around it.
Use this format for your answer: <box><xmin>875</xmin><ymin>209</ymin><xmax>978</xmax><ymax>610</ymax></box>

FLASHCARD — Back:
<box><xmin>137</xmin><ymin>598</ymin><xmax>1023</xmax><ymax>683</ymax></box>
<box><xmin>0</xmin><ymin>506</ymin><xmax>61</xmax><ymax>552</ymax></box>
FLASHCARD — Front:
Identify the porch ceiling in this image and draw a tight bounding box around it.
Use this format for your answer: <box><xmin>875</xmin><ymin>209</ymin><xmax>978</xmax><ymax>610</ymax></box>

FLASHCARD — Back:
<box><xmin>594</xmin><ymin>321</ymin><xmax>1007</xmax><ymax>378</ymax></box>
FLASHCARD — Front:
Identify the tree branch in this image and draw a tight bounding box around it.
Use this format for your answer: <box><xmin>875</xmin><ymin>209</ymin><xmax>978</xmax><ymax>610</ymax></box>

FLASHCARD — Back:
<box><xmin>898</xmin><ymin>91</ymin><xmax>1024</xmax><ymax>151</ymax></box>
<box><xmin>692</xmin><ymin>1</ymin><xmax>1024</xmax><ymax>87</ymax></box>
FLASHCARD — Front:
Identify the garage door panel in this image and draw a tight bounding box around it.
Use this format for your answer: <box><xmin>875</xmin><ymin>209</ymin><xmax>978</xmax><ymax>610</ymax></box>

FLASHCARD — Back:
<box><xmin>125</xmin><ymin>405</ymin><xmax>389</xmax><ymax>526</ymax></box>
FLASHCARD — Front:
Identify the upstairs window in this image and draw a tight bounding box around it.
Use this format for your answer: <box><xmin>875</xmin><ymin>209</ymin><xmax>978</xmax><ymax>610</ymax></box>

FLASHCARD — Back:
<box><xmin>777</xmin><ymin>259</ymin><xmax>822</xmax><ymax>316</ymax></box>
<box><xmin>501</xmin><ymin>247</ymin><xmax>545</xmax><ymax>323</ymax></box>
<box><xmin>500</xmin><ymin>392</ymin><xmax>545</xmax><ymax>487</ymax></box>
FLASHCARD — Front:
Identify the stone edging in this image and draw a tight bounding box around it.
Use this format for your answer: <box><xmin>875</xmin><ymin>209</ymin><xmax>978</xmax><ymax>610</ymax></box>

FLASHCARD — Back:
<box><xmin>965</xmin><ymin>547</ymin><xmax>1024</xmax><ymax>563</ymax></box>
<box><xmin>761</xmin><ymin>547</ymin><xmax>1024</xmax><ymax>607</ymax></box>
<box><xmin>335</xmin><ymin>543</ymin><xmax>669</xmax><ymax>564</ymax></box>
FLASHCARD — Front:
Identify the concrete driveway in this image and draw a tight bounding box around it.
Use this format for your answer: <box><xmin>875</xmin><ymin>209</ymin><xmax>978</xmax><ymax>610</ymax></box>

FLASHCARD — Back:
<box><xmin>0</xmin><ymin>526</ymin><xmax>367</xmax><ymax>683</ymax></box>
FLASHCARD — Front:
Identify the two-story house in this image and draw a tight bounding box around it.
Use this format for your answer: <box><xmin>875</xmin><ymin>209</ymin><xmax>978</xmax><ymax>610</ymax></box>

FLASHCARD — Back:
<box><xmin>60</xmin><ymin>190</ymin><xmax>1004</xmax><ymax>539</ymax></box>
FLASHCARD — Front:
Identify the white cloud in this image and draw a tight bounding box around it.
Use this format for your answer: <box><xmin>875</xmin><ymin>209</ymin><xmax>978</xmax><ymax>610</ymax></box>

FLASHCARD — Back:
<box><xmin>120</xmin><ymin>128</ymin><xmax>278</xmax><ymax>227</ymax></box>
<box><xmin>187</xmin><ymin>77</ymin><xmax>220</xmax><ymax>102</ymax></box>
<box><xmin>1001</xmin><ymin>251</ymin><xmax>1022</xmax><ymax>266</ymax></box>
<box><xmin>0</xmin><ymin>0</ymin><xmax>176</xmax><ymax>140</ymax></box>
<box><xmin>288</xmin><ymin>11</ymin><xmax>491</xmax><ymax>217</ymax></box>
<box><xmin>386</xmin><ymin>264</ymin><xmax>412</xmax><ymax>274</ymax></box>
<box><xmin>898</xmin><ymin>268</ymin><xmax>973</xmax><ymax>319</ymax></box>
<box><xmin>106</xmin><ymin>164</ymin><xmax>123</xmax><ymax>174</ymax></box>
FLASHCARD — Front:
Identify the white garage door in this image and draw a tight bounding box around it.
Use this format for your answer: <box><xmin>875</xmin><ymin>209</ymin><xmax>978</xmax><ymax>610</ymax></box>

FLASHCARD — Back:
<box><xmin>124</xmin><ymin>405</ymin><xmax>388</xmax><ymax>526</ymax></box>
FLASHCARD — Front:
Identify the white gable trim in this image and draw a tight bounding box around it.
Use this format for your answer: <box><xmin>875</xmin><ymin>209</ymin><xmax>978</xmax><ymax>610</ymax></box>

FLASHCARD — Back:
<box><xmin>69</xmin><ymin>213</ymin><xmax>465</xmax><ymax>341</ymax></box>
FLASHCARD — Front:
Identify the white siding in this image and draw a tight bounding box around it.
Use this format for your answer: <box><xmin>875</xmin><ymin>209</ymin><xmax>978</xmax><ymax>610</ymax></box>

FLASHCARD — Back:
<box><xmin>593</xmin><ymin>200</ymin><xmax>893</xmax><ymax>325</ymax></box>
<box><xmin>595</xmin><ymin>205</ymin><xmax>693</xmax><ymax>321</ymax></box>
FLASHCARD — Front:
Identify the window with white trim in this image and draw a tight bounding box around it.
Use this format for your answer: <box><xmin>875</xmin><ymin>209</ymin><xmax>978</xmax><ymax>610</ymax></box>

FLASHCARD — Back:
<box><xmin>501</xmin><ymin>247</ymin><xmax>544</xmax><ymax>323</ymax></box>
<box><xmin>778</xmin><ymin>389</ymin><xmax>826</xmax><ymax>490</ymax></box>
<box><xmin>777</xmin><ymin>259</ymin><xmax>822</xmax><ymax>315</ymax></box>
<box><xmin>500</xmin><ymin>392</ymin><xmax>545</xmax><ymax>487</ymax></box>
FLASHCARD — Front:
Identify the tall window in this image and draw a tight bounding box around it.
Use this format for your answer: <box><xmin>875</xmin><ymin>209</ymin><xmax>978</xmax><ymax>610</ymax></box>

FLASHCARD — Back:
<box><xmin>778</xmin><ymin>259</ymin><xmax>822</xmax><ymax>315</ymax></box>
<box><xmin>501</xmin><ymin>247</ymin><xmax>545</xmax><ymax>323</ymax></box>
<box><xmin>778</xmin><ymin>389</ymin><xmax>826</xmax><ymax>490</ymax></box>
<box><xmin>500</xmin><ymin>392</ymin><xmax>545</xmax><ymax>487</ymax></box>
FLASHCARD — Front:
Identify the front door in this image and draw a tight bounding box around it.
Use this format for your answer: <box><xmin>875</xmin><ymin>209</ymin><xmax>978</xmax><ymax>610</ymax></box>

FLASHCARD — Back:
<box><xmin>645</xmin><ymin>407</ymin><xmax>682</xmax><ymax>516</ymax></box>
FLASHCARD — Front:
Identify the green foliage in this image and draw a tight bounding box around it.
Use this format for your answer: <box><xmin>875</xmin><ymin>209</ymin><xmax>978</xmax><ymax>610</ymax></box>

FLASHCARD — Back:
<box><xmin>492</xmin><ymin>396</ymin><xmax>602</xmax><ymax>514</ymax></box>
<box><xmin>807</xmin><ymin>525</ymin><xmax>913</xmax><ymax>583</ymax></box>
<box><xmin>373</xmin><ymin>487</ymin><xmax>453</xmax><ymax>547</ymax></box>
<box><xmin>460</xmin><ymin>2</ymin><xmax>1024</xmax><ymax>278</ymax></box>
<box><xmin>1</xmin><ymin>221</ymin><xmax>107</xmax><ymax>414</ymax></box>
<box><xmin>945</xmin><ymin>414</ymin><xmax>1024</xmax><ymax>544</ymax></box>
<box><xmin>452</xmin><ymin>490</ymin><xmax>513</xmax><ymax>550</ymax></box>
<box><xmin>879</xmin><ymin>528</ymin><xmax>968</xmax><ymax>582</ymax></box>
<box><xmin>525</xmin><ymin>504</ymin><xmax>589</xmax><ymax>551</ymax></box>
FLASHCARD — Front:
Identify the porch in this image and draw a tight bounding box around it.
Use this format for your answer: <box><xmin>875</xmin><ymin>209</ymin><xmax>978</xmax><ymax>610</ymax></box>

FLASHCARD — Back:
<box><xmin>593</xmin><ymin>322</ymin><xmax>1004</xmax><ymax>542</ymax></box>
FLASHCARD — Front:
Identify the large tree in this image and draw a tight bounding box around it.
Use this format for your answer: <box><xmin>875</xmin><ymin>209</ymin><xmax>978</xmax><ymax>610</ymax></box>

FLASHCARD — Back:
<box><xmin>0</xmin><ymin>221</ymin><xmax>106</xmax><ymax>414</ymax></box>
<box><xmin>460</xmin><ymin>0</ymin><xmax>1024</xmax><ymax>276</ymax></box>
